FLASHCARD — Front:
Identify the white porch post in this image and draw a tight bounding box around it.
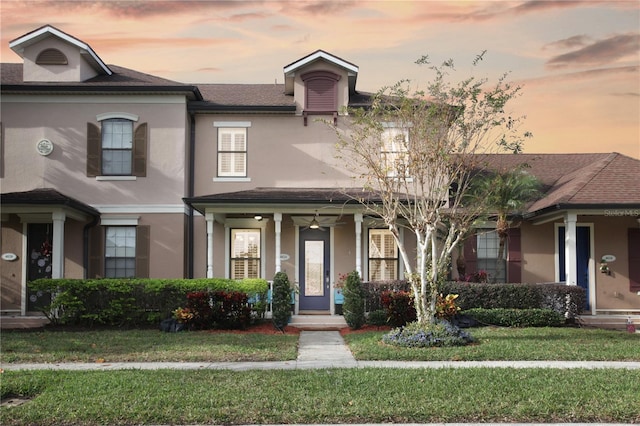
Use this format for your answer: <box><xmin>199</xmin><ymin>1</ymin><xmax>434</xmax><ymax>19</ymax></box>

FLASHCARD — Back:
<box><xmin>51</xmin><ymin>212</ymin><xmax>66</xmax><ymax>279</ymax></box>
<box><xmin>274</xmin><ymin>213</ymin><xmax>282</xmax><ymax>273</ymax></box>
<box><xmin>205</xmin><ymin>212</ymin><xmax>215</xmax><ymax>278</ymax></box>
<box><xmin>564</xmin><ymin>212</ymin><xmax>577</xmax><ymax>286</ymax></box>
<box><xmin>354</xmin><ymin>213</ymin><xmax>363</xmax><ymax>277</ymax></box>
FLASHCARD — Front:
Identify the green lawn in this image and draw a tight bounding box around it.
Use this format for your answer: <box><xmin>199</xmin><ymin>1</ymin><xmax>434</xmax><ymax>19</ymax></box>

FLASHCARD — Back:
<box><xmin>344</xmin><ymin>326</ymin><xmax>640</xmax><ymax>361</ymax></box>
<box><xmin>0</xmin><ymin>328</ymin><xmax>298</xmax><ymax>363</ymax></box>
<box><xmin>2</xmin><ymin>326</ymin><xmax>639</xmax><ymax>425</ymax></box>
<box><xmin>2</xmin><ymin>368</ymin><xmax>639</xmax><ymax>425</ymax></box>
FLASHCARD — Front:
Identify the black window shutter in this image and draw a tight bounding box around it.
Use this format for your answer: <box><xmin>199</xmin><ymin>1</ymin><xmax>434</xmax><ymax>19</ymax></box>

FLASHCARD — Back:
<box><xmin>629</xmin><ymin>228</ymin><xmax>640</xmax><ymax>292</ymax></box>
<box><xmin>88</xmin><ymin>225</ymin><xmax>104</xmax><ymax>278</ymax></box>
<box><xmin>133</xmin><ymin>123</ymin><xmax>147</xmax><ymax>177</ymax></box>
<box><xmin>136</xmin><ymin>225</ymin><xmax>150</xmax><ymax>278</ymax></box>
<box><xmin>86</xmin><ymin>123</ymin><xmax>101</xmax><ymax>177</ymax></box>
<box><xmin>507</xmin><ymin>227</ymin><xmax>522</xmax><ymax>283</ymax></box>
<box><xmin>464</xmin><ymin>233</ymin><xmax>478</xmax><ymax>277</ymax></box>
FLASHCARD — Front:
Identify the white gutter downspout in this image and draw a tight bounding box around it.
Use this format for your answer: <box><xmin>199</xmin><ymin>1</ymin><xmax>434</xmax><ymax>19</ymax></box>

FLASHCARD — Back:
<box><xmin>354</xmin><ymin>213</ymin><xmax>363</xmax><ymax>277</ymax></box>
<box><xmin>274</xmin><ymin>213</ymin><xmax>282</xmax><ymax>273</ymax></box>
<box><xmin>206</xmin><ymin>212</ymin><xmax>215</xmax><ymax>278</ymax></box>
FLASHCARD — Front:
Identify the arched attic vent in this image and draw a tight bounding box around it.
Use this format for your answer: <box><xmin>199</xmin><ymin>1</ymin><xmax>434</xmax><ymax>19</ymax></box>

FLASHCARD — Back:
<box><xmin>36</xmin><ymin>48</ymin><xmax>68</xmax><ymax>65</ymax></box>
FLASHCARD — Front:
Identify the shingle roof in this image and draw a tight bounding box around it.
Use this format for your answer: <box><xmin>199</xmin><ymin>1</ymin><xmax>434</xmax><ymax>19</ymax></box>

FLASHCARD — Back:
<box><xmin>1</xmin><ymin>188</ymin><xmax>99</xmax><ymax>217</ymax></box>
<box><xmin>477</xmin><ymin>153</ymin><xmax>640</xmax><ymax>214</ymax></box>
<box><xmin>186</xmin><ymin>154</ymin><xmax>639</xmax><ymax>216</ymax></box>
<box><xmin>192</xmin><ymin>84</ymin><xmax>295</xmax><ymax>109</ymax></box>
<box><xmin>186</xmin><ymin>187</ymin><xmax>381</xmax><ymax>204</ymax></box>
<box><xmin>0</xmin><ymin>63</ymin><xmax>202</xmax><ymax>99</ymax></box>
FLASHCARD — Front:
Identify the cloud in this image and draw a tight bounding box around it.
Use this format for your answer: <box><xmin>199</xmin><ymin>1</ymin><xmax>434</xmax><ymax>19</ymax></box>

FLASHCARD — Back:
<box><xmin>611</xmin><ymin>92</ymin><xmax>640</xmax><ymax>97</ymax></box>
<box><xmin>96</xmin><ymin>36</ymin><xmax>235</xmax><ymax>51</ymax></box>
<box><xmin>543</xmin><ymin>35</ymin><xmax>591</xmax><ymax>50</ymax></box>
<box><xmin>286</xmin><ymin>1</ymin><xmax>358</xmax><ymax>16</ymax></box>
<box><xmin>546</xmin><ymin>33</ymin><xmax>640</xmax><ymax>69</ymax></box>
<box><xmin>523</xmin><ymin>65</ymin><xmax>639</xmax><ymax>85</ymax></box>
<box><xmin>197</xmin><ymin>66</ymin><xmax>222</xmax><ymax>73</ymax></box>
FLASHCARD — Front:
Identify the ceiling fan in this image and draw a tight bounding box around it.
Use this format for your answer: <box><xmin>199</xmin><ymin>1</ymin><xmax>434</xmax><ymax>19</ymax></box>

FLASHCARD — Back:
<box><xmin>300</xmin><ymin>212</ymin><xmax>345</xmax><ymax>231</ymax></box>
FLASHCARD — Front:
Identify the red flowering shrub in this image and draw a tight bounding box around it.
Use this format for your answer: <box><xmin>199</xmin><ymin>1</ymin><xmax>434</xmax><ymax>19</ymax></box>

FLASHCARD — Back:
<box><xmin>185</xmin><ymin>290</ymin><xmax>251</xmax><ymax>330</ymax></box>
<box><xmin>211</xmin><ymin>290</ymin><xmax>251</xmax><ymax>329</ymax></box>
<box><xmin>381</xmin><ymin>291</ymin><xmax>461</xmax><ymax>326</ymax></box>
<box><xmin>185</xmin><ymin>291</ymin><xmax>214</xmax><ymax>330</ymax></box>
<box><xmin>381</xmin><ymin>290</ymin><xmax>416</xmax><ymax>327</ymax></box>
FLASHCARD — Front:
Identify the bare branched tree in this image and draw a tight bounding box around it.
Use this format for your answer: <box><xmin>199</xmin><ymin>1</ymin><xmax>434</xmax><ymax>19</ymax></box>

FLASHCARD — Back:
<box><xmin>333</xmin><ymin>53</ymin><xmax>531</xmax><ymax>325</ymax></box>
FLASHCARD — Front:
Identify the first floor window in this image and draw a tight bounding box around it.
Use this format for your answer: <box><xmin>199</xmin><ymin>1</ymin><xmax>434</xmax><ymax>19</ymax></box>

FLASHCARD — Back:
<box><xmin>105</xmin><ymin>226</ymin><xmax>136</xmax><ymax>278</ymax></box>
<box><xmin>368</xmin><ymin>229</ymin><xmax>398</xmax><ymax>281</ymax></box>
<box><xmin>102</xmin><ymin>118</ymin><xmax>133</xmax><ymax>175</ymax></box>
<box><xmin>218</xmin><ymin>128</ymin><xmax>247</xmax><ymax>177</ymax></box>
<box><xmin>231</xmin><ymin>229</ymin><xmax>260</xmax><ymax>279</ymax></box>
<box><xmin>477</xmin><ymin>229</ymin><xmax>506</xmax><ymax>283</ymax></box>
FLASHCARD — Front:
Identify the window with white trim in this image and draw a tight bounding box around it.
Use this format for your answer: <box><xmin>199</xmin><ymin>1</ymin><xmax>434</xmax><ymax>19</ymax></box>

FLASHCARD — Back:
<box><xmin>231</xmin><ymin>229</ymin><xmax>260</xmax><ymax>279</ymax></box>
<box><xmin>102</xmin><ymin>119</ymin><xmax>133</xmax><ymax>175</ymax></box>
<box><xmin>217</xmin><ymin>128</ymin><xmax>247</xmax><ymax>177</ymax></box>
<box><xmin>105</xmin><ymin>226</ymin><xmax>136</xmax><ymax>278</ymax></box>
<box><xmin>368</xmin><ymin>229</ymin><xmax>398</xmax><ymax>281</ymax></box>
<box><xmin>381</xmin><ymin>126</ymin><xmax>409</xmax><ymax>178</ymax></box>
<box><xmin>477</xmin><ymin>229</ymin><xmax>506</xmax><ymax>283</ymax></box>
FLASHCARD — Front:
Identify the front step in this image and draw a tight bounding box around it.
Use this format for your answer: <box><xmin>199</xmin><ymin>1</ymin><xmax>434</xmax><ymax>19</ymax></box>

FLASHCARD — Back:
<box><xmin>289</xmin><ymin>314</ymin><xmax>347</xmax><ymax>330</ymax></box>
<box><xmin>578</xmin><ymin>314</ymin><xmax>639</xmax><ymax>331</ymax></box>
<box><xmin>0</xmin><ymin>316</ymin><xmax>50</xmax><ymax>330</ymax></box>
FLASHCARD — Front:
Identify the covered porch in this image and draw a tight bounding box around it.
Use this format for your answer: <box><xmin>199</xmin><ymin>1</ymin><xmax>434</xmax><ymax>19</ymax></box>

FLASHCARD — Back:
<box><xmin>185</xmin><ymin>188</ymin><xmax>400</xmax><ymax>316</ymax></box>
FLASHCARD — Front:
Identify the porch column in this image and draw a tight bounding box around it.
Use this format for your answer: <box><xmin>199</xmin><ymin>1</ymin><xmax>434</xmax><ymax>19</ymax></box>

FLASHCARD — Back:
<box><xmin>274</xmin><ymin>213</ymin><xmax>282</xmax><ymax>273</ymax></box>
<box><xmin>205</xmin><ymin>212</ymin><xmax>214</xmax><ymax>278</ymax></box>
<box><xmin>354</xmin><ymin>213</ymin><xmax>363</xmax><ymax>277</ymax></box>
<box><xmin>51</xmin><ymin>212</ymin><xmax>66</xmax><ymax>279</ymax></box>
<box><xmin>564</xmin><ymin>212</ymin><xmax>577</xmax><ymax>286</ymax></box>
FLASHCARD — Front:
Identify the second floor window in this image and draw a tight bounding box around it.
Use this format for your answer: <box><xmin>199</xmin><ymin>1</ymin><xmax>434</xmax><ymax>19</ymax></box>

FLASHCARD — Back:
<box><xmin>102</xmin><ymin>119</ymin><xmax>133</xmax><ymax>175</ymax></box>
<box><xmin>231</xmin><ymin>229</ymin><xmax>260</xmax><ymax>279</ymax></box>
<box><xmin>368</xmin><ymin>229</ymin><xmax>398</xmax><ymax>281</ymax></box>
<box><xmin>218</xmin><ymin>128</ymin><xmax>247</xmax><ymax>177</ymax></box>
<box><xmin>381</xmin><ymin>126</ymin><xmax>409</xmax><ymax>178</ymax></box>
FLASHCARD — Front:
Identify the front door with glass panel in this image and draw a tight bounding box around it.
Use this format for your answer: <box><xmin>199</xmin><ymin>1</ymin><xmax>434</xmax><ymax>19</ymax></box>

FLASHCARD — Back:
<box><xmin>299</xmin><ymin>228</ymin><xmax>330</xmax><ymax>311</ymax></box>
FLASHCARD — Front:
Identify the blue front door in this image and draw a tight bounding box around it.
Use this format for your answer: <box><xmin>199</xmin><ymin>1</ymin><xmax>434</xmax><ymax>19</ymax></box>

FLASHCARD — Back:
<box><xmin>558</xmin><ymin>226</ymin><xmax>591</xmax><ymax>310</ymax></box>
<box><xmin>299</xmin><ymin>228</ymin><xmax>330</xmax><ymax>311</ymax></box>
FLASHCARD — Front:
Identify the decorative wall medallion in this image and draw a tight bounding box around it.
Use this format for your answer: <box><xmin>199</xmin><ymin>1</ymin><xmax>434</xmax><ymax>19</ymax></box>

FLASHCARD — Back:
<box><xmin>36</xmin><ymin>139</ymin><xmax>54</xmax><ymax>156</ymax></box>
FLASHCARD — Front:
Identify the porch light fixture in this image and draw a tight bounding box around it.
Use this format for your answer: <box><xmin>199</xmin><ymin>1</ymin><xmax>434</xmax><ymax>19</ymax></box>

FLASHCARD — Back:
<box><xmin>309</xmin><ymin>217</ymin><xmax>320</xmax><ymax>229</ymax></box>
<box><xmin>254</xmin><ymin>214</ymin><xmax>263</xmax><ymax>221</ymax></box>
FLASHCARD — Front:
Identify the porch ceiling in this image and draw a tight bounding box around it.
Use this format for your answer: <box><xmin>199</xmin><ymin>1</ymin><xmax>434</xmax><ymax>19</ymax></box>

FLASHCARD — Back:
<box><xmin>184</xmin><ymin>187</ymin><xmax>382</xmax><ymax>215</ymax></box>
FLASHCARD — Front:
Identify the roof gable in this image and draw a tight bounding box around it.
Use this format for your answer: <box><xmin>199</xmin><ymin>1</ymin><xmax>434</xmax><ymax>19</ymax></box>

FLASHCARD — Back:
<box><xmin>9</xmin><ymin>24</ymin><xmax>111</xmax><ymax>82</ymax></box>
<box><xmin>283</xmin><ymin>49</ymin><xmax>359</xmax><ymax>96</ymax></box>
<box><xmin>283</xmin><ymin>50</ymin><xmax>359</xmax><ymax>75</ymax></box>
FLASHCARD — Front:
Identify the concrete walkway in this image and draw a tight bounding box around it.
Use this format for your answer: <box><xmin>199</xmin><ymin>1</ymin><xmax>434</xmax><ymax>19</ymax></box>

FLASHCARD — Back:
<box><xmin>2</xmin><ymin>330</ymin><xmax>640</xmax><ymax>371</ymax></box>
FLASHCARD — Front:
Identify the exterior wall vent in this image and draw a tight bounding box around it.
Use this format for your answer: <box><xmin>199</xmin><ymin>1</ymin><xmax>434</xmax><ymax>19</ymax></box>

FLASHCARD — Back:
<box><xmin>301</xmin><ymin>70</ymin><xmax>341</xmax><ymax>126</ymax></box>
<box><xmin>36</xmin><ymin>48</ymin><xmax>69</xmax><ymax>65</ymax></box>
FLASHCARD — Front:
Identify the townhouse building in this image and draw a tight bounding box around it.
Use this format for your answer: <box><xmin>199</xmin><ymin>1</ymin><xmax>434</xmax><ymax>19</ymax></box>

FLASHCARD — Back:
<box><xmin>2</xmin><ymin>25</ymin><xmax>638</xmax><ymax>325</ymax></box>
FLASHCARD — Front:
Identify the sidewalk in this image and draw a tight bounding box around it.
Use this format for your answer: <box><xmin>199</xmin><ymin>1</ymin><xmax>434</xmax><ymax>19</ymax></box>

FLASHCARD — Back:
<box><xmin>2</xmin><ymin>331</ymin><xmax>640</xmax><ymax>371</ymax></box>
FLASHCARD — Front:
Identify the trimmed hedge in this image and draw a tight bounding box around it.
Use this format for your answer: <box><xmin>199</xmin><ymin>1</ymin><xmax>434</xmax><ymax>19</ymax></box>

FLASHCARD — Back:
<box><xmin>28</xmin><ymin>278</ymin><xmax>269</xmax><ymax>327</ymax></box>
<box><xmin>463</xmin><ymin>308</ymin><xmax>565</xmax><ymax>327</ymax></box>
<box><xmin>363</xmin><ymin>280</ymin><xmax>585</xmax><ymax>320</ymax></box>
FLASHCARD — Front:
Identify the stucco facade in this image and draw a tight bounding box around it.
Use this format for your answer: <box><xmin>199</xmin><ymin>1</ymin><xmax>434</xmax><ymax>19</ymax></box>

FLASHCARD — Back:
<box><xmin>1</xmin><ymin>25</ymin><xmax>639</xmax><ymax>320</ymax></box>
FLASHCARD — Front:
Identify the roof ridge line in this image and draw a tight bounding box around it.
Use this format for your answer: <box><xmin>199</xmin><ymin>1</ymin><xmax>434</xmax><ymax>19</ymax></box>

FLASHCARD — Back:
<box><xmin>564</xmin><ymin>153</ymin><xmax>618</xmax><ymax>203</ymax></box>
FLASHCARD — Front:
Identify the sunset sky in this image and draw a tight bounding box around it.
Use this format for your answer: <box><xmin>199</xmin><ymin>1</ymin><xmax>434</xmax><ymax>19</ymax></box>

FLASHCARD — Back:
<box><xmin>1</xmin><ymin>0</ymin><xmax>638</xmax><ymax>159</ymax></box>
